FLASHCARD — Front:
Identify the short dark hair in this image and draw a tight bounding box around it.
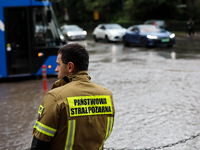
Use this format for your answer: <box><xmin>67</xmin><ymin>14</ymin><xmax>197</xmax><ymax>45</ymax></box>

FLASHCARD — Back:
<box><xmin>58</xmin><ymin>43</ymin><xmax>89</xmax><ymax>71</ymax></box>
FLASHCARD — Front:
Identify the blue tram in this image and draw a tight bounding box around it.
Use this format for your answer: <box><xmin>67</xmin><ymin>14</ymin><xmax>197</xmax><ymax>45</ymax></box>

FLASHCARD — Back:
<box><xmin>0</xmin><ymin>0</ymin><xmax>66</xmax><ymax>78</ymax></box>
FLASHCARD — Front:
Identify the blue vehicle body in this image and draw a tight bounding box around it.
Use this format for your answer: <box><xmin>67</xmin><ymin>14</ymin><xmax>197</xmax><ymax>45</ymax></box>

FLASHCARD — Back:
<box><xmin>0</xmin><ymin>0</ymin><xmax>50</xmax><ymax>7</ymax></box>
<box><xmin>0</xmin><ymin>0</ymin><xmax>66</xmax><ymax>78</ymax></box>
<box><xmin>123</xmin><ymin>25</ymin><xmax>175</xmax><ymax>47</ymax></box>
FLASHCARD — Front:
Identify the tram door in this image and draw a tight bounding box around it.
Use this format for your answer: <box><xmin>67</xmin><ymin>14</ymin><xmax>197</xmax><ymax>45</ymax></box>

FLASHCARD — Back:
<box><xmin>4</xmin><ymin>7</ymin><xmax>30</xmax><ymax>75</ymax></box>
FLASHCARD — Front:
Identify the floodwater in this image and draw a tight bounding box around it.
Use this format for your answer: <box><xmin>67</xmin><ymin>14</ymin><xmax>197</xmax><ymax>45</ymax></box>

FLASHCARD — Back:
<box><xmin>0</xmin><ymin>35</ymin><xmax>200</xmax><ymax>150</ymax></box>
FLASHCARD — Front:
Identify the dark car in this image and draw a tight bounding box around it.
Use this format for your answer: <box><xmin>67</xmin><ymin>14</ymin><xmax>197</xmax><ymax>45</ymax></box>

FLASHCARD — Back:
<box><xmin>144</xmin><ymin>20</ymin><xmax>169</xmax><ymax>30</ymax></box>
<box><xmin>123</xmin><ymin>24</ymin><xmax>175</xmax><ymax>47</ymax></box>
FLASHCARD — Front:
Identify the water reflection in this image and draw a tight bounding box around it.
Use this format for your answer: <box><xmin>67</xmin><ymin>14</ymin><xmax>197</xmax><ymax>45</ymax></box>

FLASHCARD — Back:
<box><xmin>1</xmin><ymin>37</ymin><xmax>200</xmax><ymax>150</ymax></box>
<box><xmin>171</xmin><ymin>51</ymin><xmax>176</xmax><ymax>59</ymax></box>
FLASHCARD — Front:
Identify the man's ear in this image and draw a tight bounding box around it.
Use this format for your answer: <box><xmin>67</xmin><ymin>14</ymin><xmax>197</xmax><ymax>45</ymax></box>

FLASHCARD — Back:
<box><xmin>68</xmin><ymin>62</ymin><xmax>75</xmax><ymax>73</ymax></box>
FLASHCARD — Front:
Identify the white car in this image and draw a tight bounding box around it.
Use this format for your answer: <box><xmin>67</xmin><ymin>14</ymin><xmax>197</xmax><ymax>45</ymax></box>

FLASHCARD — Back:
<box><xmin>92</xmin><ymin>23</ymin><xmax>126</xmax><ymax>42</ymax></box>
<box><xmin>60</xmin><ymin>25</ymin><xmax>87</xmax><ymax>40</ymax></box>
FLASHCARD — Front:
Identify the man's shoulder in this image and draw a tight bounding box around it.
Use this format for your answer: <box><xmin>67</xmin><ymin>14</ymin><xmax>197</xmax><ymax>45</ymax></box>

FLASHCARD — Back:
<box><xmin>47</xmin><ymin>80</ymin><xmax>112</xmax><ymax>100</ymax></box>
<box><xmin>49</xmin><ymin>83</ymin><xmax>69</xmax><ymax>96</ymax></box>
<box><xmin>91</xmin><ymin>82</ymin><xmax>113</xmax><ymax>95</ymax></box>
<box><xmin>43</xmin><ymin>85</ymin><xmax>69</xmax><ymax>106</ymax></box>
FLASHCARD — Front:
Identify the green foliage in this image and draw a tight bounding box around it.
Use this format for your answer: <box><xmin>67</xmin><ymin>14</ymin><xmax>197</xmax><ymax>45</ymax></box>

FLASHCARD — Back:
<box><xmin>126</xmin><ymin>0</ymin><xmax>179</xmax><ymax>21</ymax></box>
<box><xmin>51</xmin><ymin>0</ymin><xmax>199</xmax><ymax>27</ymax></box>
<box><xmin>83</xmin><ymin>0</ymin><xmax>110</xmax><ymax>12</ymax></box>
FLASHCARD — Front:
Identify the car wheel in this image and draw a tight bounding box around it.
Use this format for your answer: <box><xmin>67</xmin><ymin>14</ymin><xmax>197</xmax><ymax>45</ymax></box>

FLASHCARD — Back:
<box><xmin>140</xmin><ymin>38</ymin><xmax>146</xmax><ymax>47</ymax></box>
<box><xmin>105</xmin><ymin>35</ymin><xmax>110</xmax><ymax>43</ymax></box>
<box><xmin>122</xmin><ymin>36</ymin><xmax>129</xmax><ymax>47</ymax></box>
<box><xmin>93</xmin><ymin>35</ymin><xmax>98</xmax><ymax>42</ymax></box>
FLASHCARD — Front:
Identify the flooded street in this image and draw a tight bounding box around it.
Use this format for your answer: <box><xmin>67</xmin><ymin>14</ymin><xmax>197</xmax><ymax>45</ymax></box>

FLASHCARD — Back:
<box><xmin>0</xmin><ymin>35</ymin><xmax>200</xmax><ymax>150</ymax></box>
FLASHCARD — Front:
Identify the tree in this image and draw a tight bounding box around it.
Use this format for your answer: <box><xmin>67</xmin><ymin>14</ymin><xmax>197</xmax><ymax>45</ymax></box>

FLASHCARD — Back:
<box><xmin>52</xmin><ymin>0</ymin><xmax>124</xmax><ymax>24</ymax></box>
<box><xmin>124</xmin><ymin>0</ymin><xmax>178</xmax><ymax>21</ymax></box>
<box><xmin>51</xmin><ymin>0</ymin><xmax>196</xmax><ymax>27</ymax></box>
<box><xmin>83</xmin><ymin>0</ymin><xmax>123</xmax><ymax>22</ymax></box>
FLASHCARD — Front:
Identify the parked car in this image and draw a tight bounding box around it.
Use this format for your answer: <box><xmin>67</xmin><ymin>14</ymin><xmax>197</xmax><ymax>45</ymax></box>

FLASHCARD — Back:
<box><xmin>60</xmin><ymin>25</ymin><xmax>87</xmax><ymax>40</ymax></box>
<box><xmin>92</xmin><ymin>23</ymin><xmax>126</xmax><ymax>42</ymax></box>
<box><xmin>144</xmin><ymin>20</ymin><xmax>169</xmax><ymax>30</ymax></box>
<box><xmin>123</xmin><ymin>24</ymin><xmax>175</xmax><ymax>47</ymax></box>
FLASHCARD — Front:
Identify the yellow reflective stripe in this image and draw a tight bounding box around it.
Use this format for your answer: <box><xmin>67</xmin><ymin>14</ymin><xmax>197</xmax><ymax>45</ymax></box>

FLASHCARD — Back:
<box><xmin>65</xmin><ymin>120</ymin><xmax>76</xmax><ymax>150</ymax></box>
<box><xmin>34</xmin><ymin>121</ymin><xmax>57</xmax><ymax>137</ymax></box>
<box><xmin>108</xmin><ymin>117</ymin><xmax>114</xmax><ymax>137</ymax></box>
<box><xmin>99</xmin><ymin>117</ymin><xmax>114</xmax><ymax>150</ymax></box>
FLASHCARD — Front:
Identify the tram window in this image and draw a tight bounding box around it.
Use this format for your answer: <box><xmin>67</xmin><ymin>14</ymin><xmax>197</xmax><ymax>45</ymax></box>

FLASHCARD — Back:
<box><xmin>36</xmin><ymin>13</ymin><xmax>43</xmax><ymax>22</ymax></box>
<box><xmin>34</xmin><ymin>7</ymin><xmax>56</xmax><ymax>46</ymax></box>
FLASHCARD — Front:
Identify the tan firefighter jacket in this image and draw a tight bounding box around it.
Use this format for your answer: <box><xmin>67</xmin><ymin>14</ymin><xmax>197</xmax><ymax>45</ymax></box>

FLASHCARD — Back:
<box><xmin>32</xmin><ymin>71</ymin><xmax>115</xmax><ymax>150</ymax></box>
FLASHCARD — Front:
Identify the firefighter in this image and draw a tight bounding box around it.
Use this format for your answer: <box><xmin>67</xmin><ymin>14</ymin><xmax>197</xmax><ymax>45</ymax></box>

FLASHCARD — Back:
<box><xmin>30</xmin><ymin>43</ymin><xmax>115</xmax><ymax>150</ymax></box>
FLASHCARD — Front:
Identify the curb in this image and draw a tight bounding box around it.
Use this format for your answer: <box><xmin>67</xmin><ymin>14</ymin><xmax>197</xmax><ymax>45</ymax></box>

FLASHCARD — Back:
<box><xmin>175</xmin><ymin>32</ymin><xmax>200</xmax><ymax>39</ymax></box>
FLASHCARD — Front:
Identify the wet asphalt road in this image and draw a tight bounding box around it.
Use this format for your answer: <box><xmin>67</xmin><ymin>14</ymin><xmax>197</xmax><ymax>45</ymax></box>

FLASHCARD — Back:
<box><xmin>0</xmin><ymin>34</ymin><xmax>200</xmax><ymax>150</ymax></box>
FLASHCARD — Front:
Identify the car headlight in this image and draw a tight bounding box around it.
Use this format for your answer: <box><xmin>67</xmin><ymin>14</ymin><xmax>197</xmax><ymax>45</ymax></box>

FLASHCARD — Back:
<box><xmin>60</xmin><ymin>35</ymin><xmax>65</xmax><ymax>40</ymax></box>
<box><xmin>67</xmin><ymin>32</ymin><xmax>73</xmax><ymax>36</ymax></box>
<box><xmin>170</xmin><ymin>33</ymin><xmax>175</xmax><ymax>38</ymax></box>
<box><xmin>109</xmin><ymin>31</ymin><xmax>117</xmax><ymax>35</ymax></box>
<box><xmin>147</xmin><ymin>35</ymin><xmax>158</xmax><ymax>39</ymax></box>
<box><xmin>82</xmin><ymin>31</ymin><xmax>87</xmax><ymax>35</ymax></box>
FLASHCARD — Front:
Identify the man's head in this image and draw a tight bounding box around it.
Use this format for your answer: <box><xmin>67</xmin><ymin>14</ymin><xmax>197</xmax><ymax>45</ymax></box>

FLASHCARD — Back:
<box><xmin>55</xmin><ymin>43</ymin><xmax>89</xmax><ymax>79</ymax></box>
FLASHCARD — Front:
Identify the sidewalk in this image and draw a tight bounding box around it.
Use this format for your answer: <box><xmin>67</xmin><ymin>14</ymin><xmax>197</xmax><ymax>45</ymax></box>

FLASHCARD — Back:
<box><xmin>175</xmin><ymin>31</ymin><xmax>200</xmax><ymax>39</ymax></box>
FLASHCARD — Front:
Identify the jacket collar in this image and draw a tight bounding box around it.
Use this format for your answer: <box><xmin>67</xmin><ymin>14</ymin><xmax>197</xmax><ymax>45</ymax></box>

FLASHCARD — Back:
<box><xmin>51</xmin><ymin>71</ymin><xmax>90</xmax><ymax>89</ymax></box>
<box><xmin>67</xmin><ymin>70</ymin><xmax>91</xmax><ymax>82</ymax></box>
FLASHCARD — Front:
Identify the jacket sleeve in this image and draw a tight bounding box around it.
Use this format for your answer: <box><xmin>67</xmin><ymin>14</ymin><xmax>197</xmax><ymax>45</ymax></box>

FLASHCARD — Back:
<box><xmin>31</xmin><ymin>93</ymin><xmax>59</xmax><ymax>147</ymax></box>
<box><xmin>30</xmin><ymin>135</ymin><xmax>51</xmax><ymax>150</ymax></box>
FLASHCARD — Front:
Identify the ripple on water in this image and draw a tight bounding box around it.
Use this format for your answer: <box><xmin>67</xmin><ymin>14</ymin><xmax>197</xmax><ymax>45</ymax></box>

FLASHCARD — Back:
<box><xmin>0</xmin><ymin>50</ymin><xmax>200</xmax><ymax>149</ymax></box>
